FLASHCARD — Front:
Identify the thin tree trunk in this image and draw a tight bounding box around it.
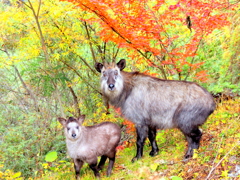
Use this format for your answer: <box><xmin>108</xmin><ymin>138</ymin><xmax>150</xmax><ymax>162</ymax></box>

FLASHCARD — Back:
<box><xmin>68</xmin><ymin>86</ymin><xmax>81</xmax><ymax>117</ymax></box>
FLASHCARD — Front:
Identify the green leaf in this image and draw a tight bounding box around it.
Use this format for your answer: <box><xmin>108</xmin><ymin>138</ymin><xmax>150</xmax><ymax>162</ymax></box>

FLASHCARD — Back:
<box><xmin>45</xmin><ymin>151</ymin><xmax>58</xmax><ymax>162</ymax></box>
<box><xmin>171</xmin><ymin>176</ymin><xmax>183</xmax><ymax>180</ymax></box>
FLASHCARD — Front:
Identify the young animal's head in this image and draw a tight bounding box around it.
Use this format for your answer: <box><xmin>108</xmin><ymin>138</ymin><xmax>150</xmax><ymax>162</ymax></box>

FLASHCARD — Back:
<box><xmin>95</xmin><ymin>59</ymin><xmax>126</xmax><ymax>97</ymax></box>
<box><xmin>58</xmin><ymin>115</ymin><xmax>85</xmax><ymax>141</ymax></box>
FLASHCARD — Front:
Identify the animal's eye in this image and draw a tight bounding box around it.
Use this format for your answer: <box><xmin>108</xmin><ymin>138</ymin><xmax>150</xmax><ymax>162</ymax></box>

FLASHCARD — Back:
<box><xmin>76</xmin><ymin>126</ymin><xmax>79</xmax><ymax>129</ymax></box>
<box><xmin>114</xmin><ymin>70</ymin><xmax>118</xmax><ymax>76</ymax></box>
<box><xmin>67</xmin><ymin>127</ymin><xmax>70</xmax><ymax>131</ymax></box>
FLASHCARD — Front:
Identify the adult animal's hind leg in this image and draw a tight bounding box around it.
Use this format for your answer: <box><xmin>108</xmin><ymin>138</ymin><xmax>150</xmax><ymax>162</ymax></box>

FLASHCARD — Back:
<box><xmin>106</xmin><ymin>155</ymin><xmax>116</xmax><ymax>176</ymax></box>
<box><xmin>148</xmin><ymin>126</ymin><xmax>159</xmax><ymax>156</ymax></box>
<box><xmin>184</xmin><ymin>127</ymin><xmax>202</xmax><ymax>159</ymax></box>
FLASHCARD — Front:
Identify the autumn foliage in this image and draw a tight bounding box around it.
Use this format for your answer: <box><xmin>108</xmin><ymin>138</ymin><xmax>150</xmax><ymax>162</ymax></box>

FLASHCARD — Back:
<box><xmin>0</xmin><ymin>0</ymin><xmax>239</xmax><ymax>179</ymax></box>
<box><xmin>63</xmin><ymin>0</ymin><xmax>233</xmax><ymax>80</ymax></box>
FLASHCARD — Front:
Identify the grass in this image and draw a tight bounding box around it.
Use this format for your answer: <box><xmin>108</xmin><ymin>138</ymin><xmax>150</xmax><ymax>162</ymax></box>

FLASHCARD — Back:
<box><xmin>2</xmin><ymin>99</ymin><xmax>239</xmax><ymax>180</ymax></box>
<box><xmin>41</xmin><ymin>99</ymin><xmax>240</xmax><ymax>179</ymax></box>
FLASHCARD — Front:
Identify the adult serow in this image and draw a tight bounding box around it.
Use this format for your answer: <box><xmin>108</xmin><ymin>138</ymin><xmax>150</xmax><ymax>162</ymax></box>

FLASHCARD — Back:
<box><xmin>95</xmin><ymin>59</ymin><xmax>215</xmax><ymax>162</ymax></box>
<box><xmin>58</xmin><ymin>116</ymin><xmax>121</xmax><ymax>179</ymax></box>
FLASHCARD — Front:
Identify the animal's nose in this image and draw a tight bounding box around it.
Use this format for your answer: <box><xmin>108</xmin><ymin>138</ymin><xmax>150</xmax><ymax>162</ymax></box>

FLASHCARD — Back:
<box><xmin>72</xmin><ymin>133</ymin><xmax>76</xmax><ymax>138</ymax></box>
<box><xmin>109</xmin><ymin>84</ymin><xmax>114</xmax><ymax>90</ymax></box>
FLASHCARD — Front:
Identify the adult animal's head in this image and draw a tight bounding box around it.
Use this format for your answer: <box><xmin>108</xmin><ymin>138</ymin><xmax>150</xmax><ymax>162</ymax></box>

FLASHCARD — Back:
<box><xmin>95</xmin><ymin>59</ymin><xmax>126</xmax><ymax>97</ymax></box>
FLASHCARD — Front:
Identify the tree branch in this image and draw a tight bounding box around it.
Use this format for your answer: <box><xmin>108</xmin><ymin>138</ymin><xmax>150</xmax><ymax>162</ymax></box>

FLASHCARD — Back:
<box><xmin>59</xmin><ymin>59</ymin><xmax>102</xmax><ymax>95</ymax></box>
<box><xmin>25</xmin><ymin>0</ymin><xmax>50</xmax><ymax>63</ymax></box>
<box><xmin>83</xmin><ymin>21</ymin><xmax>97</xmax><ymax>63</ymax></box>
<box><xmin>68</xmin><ymin>85</ymin><xmax>81</xmax><ymax>117</ymax></box>
<box><xmin>205</xmin><ymin>141</ymin><xmax>239</xmax><ymax>180</ymax></box>
<box><xmin>13</xmin><ymin>65</ymin><xmax>40</xmax><ymax>112</ymax></box>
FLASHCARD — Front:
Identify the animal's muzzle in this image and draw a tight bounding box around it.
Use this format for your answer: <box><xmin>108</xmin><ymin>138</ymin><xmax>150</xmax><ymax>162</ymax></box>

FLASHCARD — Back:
<box><xmin>72</xmin><ymin>133</ymin><xmax>76</xmax><ymax>138</ymax></box>
<box><xmin>108</xmin><ymin>84</ymin><xmax>115</xmax><ymax>90</ymax></box>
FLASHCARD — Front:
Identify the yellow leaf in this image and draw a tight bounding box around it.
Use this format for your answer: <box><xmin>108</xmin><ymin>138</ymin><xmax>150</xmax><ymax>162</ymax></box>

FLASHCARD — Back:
<box><xmin>150</xmin><ymin>163</ymin><xmax>159</xmax><ymax>171</ymax></box>
<box><xmin>193</xmin><ymin>149</ymin><xmax>199</xmax><ymax>159</ymax></box>
<box><xmin>12</xmin><ymin>172</ymin><xmax>21</xmax><ymax>178</ymax></box>
<box><xmin>42</xmin><ymin>163</ymin><xmax>49</xmax><ymax>169</ymax></box>
<box><xmin>218</xmin><ymin>148</ymin><xmax>224</xmax><ymax>153</ymax></box>
<box><xmin>221</xmin><ymin>170</ymin><xmax>229</xmax><ymax>177</ymax></box>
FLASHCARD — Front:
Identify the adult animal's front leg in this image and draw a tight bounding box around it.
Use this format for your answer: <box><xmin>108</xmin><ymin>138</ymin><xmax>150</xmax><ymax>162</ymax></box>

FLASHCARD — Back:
<box><xmin>97</xmin><ymin>155</ymin><xmax>107</xmax><ymax>171</ymax></box>
<box><xmin>132</xmin><ymin>124</ymin><xmax>149</xmax><ymax>162</ymax></box>
<box><xmin>148</xmin><ymin>126</ymin><xmax>159</xmax><ymax>156</ymax></box>
<box><xmin>184</xmin><ymin>127</ymin><xmax>202</xmax><ymax>159</ymax></box>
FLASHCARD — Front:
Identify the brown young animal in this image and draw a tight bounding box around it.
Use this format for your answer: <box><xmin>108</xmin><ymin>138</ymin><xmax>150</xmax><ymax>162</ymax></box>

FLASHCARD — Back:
<box><xmin>95</xmin><ymin>59</ymin><xmax>216</xmax><ymax>162</ymax></box>
<box><xmin>58</xmin><ymin>116</ymin><xmax>121</xmax><ymax>179</ymax></box>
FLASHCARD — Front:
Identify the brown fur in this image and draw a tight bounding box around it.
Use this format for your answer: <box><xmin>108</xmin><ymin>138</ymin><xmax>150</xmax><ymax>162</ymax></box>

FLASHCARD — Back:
<box><xmin>58</xmin><ymin>116</ymin><xmax>121</xmax><ymax>179</ymax></box>
<box><xmin>95</xmin><ymin>59</ymin><xmax>215</xmax><ymax>161</ymax></box>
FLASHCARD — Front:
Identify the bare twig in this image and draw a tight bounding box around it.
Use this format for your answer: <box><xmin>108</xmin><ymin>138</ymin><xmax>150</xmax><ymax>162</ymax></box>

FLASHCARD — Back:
<box><xmin>205</xmin><ymin>141</ymin><xmax>239</xmax><ymax>180</ymax></box>
<box><xmin>77</xmin><ymin>54</ymin><xmax>97</xmax><ymax>75</ymax></box>
<box><xmin>25</xmin><ymin>0</ymin><xmax>50</xmax><ymax>63</ymax></box>
<box><xmin>68</xmin><ymin>85</ymin><xmax>81</xmax><ymax>117</ymax></box>
<box><xmin>83</xmin><ymin>21</ymin><xmax>97</xmax><ymax>63</ymax></box>
<box><xmin>59</xmin><ymin>59</ymin><xmax>102</xmax><ymax>95</ymax></box>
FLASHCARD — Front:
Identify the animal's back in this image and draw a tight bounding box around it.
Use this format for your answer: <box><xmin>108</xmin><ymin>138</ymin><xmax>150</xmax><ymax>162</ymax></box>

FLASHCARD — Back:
<box><xmin>121</xmin><ymin>73</ymin><xmax>215</xmax><ymax>129</ymax></box>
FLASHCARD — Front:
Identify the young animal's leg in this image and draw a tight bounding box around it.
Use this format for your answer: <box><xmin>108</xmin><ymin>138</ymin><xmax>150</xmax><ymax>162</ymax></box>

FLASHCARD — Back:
<box><xmin>183</xmin><ymin>127</ymin><xmax>202</xmax><ymax>159</ymax></box>
<box><xmin>106</xmin><ymin>156</ymin><xmax>115</xmax><ymax>176</ymax></box>
<box><xmin>132</xmin><ymin>125</ymin><xmax>149</xmax><ymax>162</ymax></box>
<box><xmin>97</xmin><ymin>155</ymin><xmax>107</xmax><ymax>171</ymax></box>
<box><xmin>74</xmin><ymin>159</ymin><xmax>84</xmax><ymax>179</ymax></box>
<box><xmin>148</xmin><ymin>126</ymin><xmax>159</xmax><ymax>156</ymax></box>
<box><xmin>89</xmin><ymin>162</ymin><xmax>100</xmax><ymax>177</ymax></box>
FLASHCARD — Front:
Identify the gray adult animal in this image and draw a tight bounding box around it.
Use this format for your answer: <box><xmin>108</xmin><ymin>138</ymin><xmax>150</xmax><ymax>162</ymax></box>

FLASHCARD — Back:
<box><xmin>58</xmin><ymin>116</ymin><xmax>121</xmax><ymax>179</ymax></box>
<box><xmin>95</xmin><ymin>59</ymin><xmax>215</xmax><ymax>162</ymax></box>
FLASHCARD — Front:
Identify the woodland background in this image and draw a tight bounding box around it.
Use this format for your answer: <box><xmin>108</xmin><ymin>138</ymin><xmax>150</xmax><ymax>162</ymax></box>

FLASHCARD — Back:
<box><xmin>0</xmin><ymin>0</ymin><xmax>239</xmax><ymax>179</ymax></box>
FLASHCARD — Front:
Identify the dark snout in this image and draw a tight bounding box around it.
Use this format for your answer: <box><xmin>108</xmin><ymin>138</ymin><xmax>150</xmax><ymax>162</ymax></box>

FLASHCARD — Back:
<box><xmin>72</xmin><ymin>133</ymin><xmax>76</xmax><ymax>138</ymax></box>
<box><xmin>108</xmin><ymin>84</ymin><xmax>115</xmax><ymax>91</ymax></box>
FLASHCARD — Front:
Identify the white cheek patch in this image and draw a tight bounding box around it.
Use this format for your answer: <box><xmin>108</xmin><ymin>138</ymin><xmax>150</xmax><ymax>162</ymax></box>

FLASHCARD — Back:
<box><xmin>101</xmin><ymin>78</ymin><xmax>108</xmax><ymax>91</ymax></box>
<box><xmin>114</xmin><ymin>71</ymin><xmax>123</xmax><ymax>91</ymax></box>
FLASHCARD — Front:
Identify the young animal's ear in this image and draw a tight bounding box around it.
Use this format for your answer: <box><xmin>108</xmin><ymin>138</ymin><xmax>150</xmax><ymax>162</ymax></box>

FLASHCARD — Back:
<box><xmin>78</xmin><ymin>115</ymin><xmax>86</xmax><ymax>124</ymax></box>
<box><xmin>117</xmin><ymin>59</ymin><xmax>126</xmax><ymax>71</ymax></box>
<box><xmin>95</xmin><ymin>62</ymin><xmax>104</xmax><ymax>73</ymax></box>
<box><xmin>58</xmin><ymin>117</ymin><xmax>67</xmax><ymax>126</ymax></box>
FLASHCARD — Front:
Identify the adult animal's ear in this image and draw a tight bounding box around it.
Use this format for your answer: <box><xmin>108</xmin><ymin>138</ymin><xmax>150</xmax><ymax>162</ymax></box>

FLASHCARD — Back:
<box><xmin>58</xmin><ymin>117</ymin><xmax>67</xmax><ymax>126</ymax></box>
<box><xmin>78</xmin><ymin>115</ymin><xmax>86</xmax><ymax>124</ymax></box>
<box><xmin>95</xmin><ymin>62</ymin><xmax>104</xmax><ymax>73</ymax></box>
<box><xmin>117</xmin><ymin>59</ymin><xmax>126</xmax><ymax>71</ymax></box>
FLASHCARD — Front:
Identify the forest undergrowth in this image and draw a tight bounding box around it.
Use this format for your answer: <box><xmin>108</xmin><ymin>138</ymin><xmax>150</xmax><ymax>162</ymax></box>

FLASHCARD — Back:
<box><xmin>1</xmin><ymin>98</ymin><xmax>238</xmax><ymax>180</ymax></box>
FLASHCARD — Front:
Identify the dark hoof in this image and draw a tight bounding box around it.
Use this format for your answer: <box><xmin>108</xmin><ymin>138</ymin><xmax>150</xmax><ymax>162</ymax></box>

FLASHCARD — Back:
<box><xmin>131</xmin><ymin>157</ymin><xmax>137</xmax><ymax>163</ymax></box>
<box><xmin>149</xmin><ymin>150</ymin><xmax>159</xmax><ymax>157</ymax></box>
<box><xmin>184</xmin><ymin>153</ymin><xmax>193</xmax><ymax>160</ymax></box>
<box><xmin>132</xmin><ymin>155</ymin><xmax>142</xmax><ymax>163</ymax></box>
<box><xmin>95</xmin><ymin>173</ymin><xmax>100</xmax><ymax>178</ymax></box>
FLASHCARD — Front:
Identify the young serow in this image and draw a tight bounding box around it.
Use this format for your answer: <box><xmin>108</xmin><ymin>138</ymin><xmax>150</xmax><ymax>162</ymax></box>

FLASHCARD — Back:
<box><xmin>95</xmin><ymin>59</ymin><xmax>216</xmax><ymax>162</ymax></box>
<box><xmin>58</xmin><ymin>115</ymin><xmax>121</xmax><ymax>179</ymax></box>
